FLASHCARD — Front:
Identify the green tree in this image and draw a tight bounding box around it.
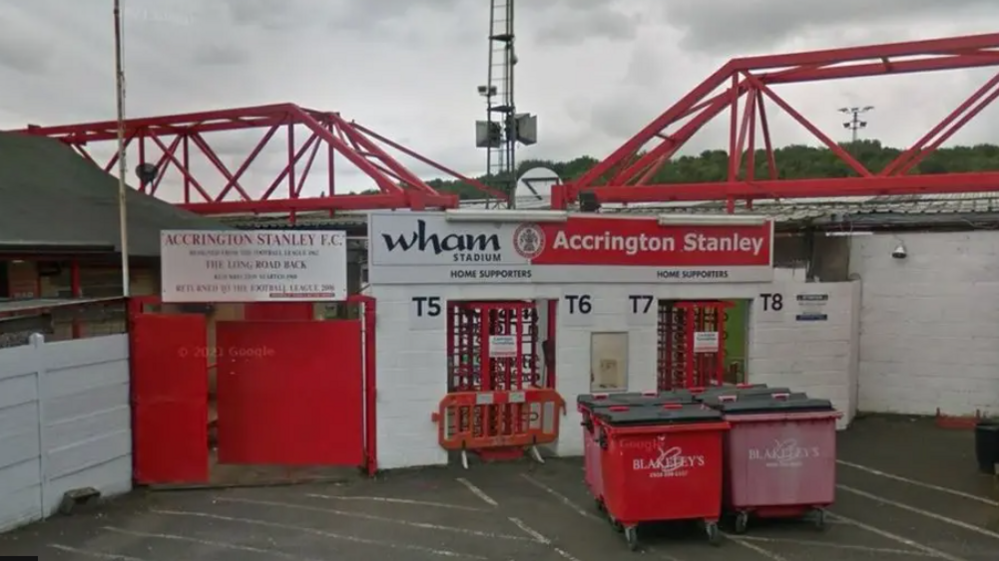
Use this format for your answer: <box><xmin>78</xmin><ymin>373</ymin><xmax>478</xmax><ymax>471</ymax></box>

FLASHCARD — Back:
<box><xmin>362</xmin><ymin>141</ymin><xmax>999</xmax><ymax>199</ymax></box>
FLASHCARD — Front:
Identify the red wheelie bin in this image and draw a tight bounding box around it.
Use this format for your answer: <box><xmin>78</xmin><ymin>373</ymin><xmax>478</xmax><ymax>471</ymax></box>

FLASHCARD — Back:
<box><xmin>702</xmin><ymin>391</ymin><xmax>842</xmax><ymax>533</ymax></box>
<box><xmin>589</xmin><ymin>402</ymin><xmax>729</xmax><ymax>550</ymax></box>
<box><xmin>577</xmin><ymin>392</ymin><xmax>691</xmax><ymax>500</ymax></box>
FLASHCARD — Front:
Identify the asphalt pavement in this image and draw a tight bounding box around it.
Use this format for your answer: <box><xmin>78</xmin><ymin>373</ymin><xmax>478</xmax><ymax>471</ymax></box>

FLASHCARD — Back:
<box><xmin>1</xmin><ymin>415</ymin><xmax>996</xmax><ymax>561</ymax></box>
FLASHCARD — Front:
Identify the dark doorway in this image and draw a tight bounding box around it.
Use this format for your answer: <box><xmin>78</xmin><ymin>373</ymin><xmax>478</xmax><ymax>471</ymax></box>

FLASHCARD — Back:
<box><xmin>0</xmin><ymin>261</ymin><xmax>10</xmax><ymax>298</ymax></box>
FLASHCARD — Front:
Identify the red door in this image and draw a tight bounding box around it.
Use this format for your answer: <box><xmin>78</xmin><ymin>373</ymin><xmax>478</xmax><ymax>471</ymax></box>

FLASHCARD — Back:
<box><xmin>131</xmin><ymin>314</ymin><xmax>209</xmax><ymax>484</ymax></box>
<box><xmin>215</xmin><ymin>320</ymin><xmax>364</xmax><ymax>466</ymax></box>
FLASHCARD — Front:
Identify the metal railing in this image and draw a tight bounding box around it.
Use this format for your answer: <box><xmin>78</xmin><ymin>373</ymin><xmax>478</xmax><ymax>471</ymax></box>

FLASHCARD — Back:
<box><xmin>0</xmin><ymin>297</ymin><xmax>127</xmax><ymax>349</ymax></box>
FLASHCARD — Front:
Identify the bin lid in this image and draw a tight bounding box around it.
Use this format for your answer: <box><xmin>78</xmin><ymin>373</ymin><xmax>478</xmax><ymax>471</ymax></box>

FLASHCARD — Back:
<box><xmin>692</xmin><ymin>385</ymin><xmax>789</xmax><ymax>400</ymax></box>
<box><xmin>577</xmin><ymin>391</ymin><xmax>694</xmax><ymax>409</ymax></box>
<box><xmin>702</xmin><ymin>393</ymin><xmax>834</xmax><ymax>414</ymax></box>
<box><xmin>593</xmin><ymin>403</ymin><xmax>723</xmax><ymax>426</ymax></box>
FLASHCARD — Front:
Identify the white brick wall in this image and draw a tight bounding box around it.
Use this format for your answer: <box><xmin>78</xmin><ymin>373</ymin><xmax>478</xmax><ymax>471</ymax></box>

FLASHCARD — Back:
<box><xmin>747</xmin><ymin>281</ymin><xmax>860</xmax><ymax>429</ymax></box>
<box><xmin>850</xmin><ymin>231</ymin><xmax>999</xmax><ymax>417</ymax></box>
<box><xmin>369</xmin><ymin>279</ymin><xmax>859</xmax><ymax>469</ymax></box>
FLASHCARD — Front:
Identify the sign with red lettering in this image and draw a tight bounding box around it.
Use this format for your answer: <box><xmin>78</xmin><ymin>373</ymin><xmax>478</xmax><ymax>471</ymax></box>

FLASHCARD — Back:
<box><xmin>160</xmin><ymin>230</ymin><xmax>348</xmax><ymax>302</ymax></box>
<box><xmin>368</xmin><ymin>212</ymin><xmax>773</xmax><ymax>285</ymax></box>
<box><xmin>528</xmin><ymin>219</ymin><xmax>769</xmax><ymax>266</ymax></box>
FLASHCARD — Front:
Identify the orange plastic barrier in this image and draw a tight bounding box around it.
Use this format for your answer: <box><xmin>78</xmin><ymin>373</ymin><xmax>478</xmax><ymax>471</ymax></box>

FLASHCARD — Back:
<box><xmin>432</xmin><ymin>388</ymin><xmax>566</xmax><ymax>452</ymax></box>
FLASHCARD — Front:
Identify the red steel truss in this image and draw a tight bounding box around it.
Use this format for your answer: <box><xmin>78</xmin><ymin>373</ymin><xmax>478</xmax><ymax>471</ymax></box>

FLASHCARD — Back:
<box><xmin>13</xmin><ymin>103</ymin><xmax>505</xmax><ymax>215</ymax></box>
<box><xmin>552</xmin><ymin>33</ymin><xmax>999</xmax><ymax>211</ymax></box>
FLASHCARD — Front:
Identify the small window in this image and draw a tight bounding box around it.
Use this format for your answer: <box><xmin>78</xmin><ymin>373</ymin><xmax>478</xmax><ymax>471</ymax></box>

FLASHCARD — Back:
<box><xmin>590</xmin><ymin>332</ymin><xmax>628</xmax><ymax>392</ymax></box>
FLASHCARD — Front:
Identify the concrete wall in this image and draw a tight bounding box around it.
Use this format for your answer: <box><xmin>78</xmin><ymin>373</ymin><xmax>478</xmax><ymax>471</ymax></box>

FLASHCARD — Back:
<box><xmin>370</xmin><ymin>277</ymin><xmax>859</xmax><ymax>469</ymax></box>
<box><xmin>850</xmin><ymin>231</ymin><xmax>999</xmax><ymax>417</ymax></box>
<box><xmin>0</xmin><ymin>334</ymin><xmax>131</xmax><ymax>533</ymax></box>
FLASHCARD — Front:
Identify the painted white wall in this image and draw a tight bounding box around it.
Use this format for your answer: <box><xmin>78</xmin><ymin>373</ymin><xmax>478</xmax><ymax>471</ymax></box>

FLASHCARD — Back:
<box><xmin>850</xmin><ymin>231</ymin><xmax>999</xmax><ymax>417</ymax></box>
<box><xmin>370</xmin><ymin>278</ymin><xmax>859</xmax><ymax>469</ymax></box>
<box><xmin>748</xmin><ymin>280</ymin><xmax>860</xmax><ymax>429</ymax></box>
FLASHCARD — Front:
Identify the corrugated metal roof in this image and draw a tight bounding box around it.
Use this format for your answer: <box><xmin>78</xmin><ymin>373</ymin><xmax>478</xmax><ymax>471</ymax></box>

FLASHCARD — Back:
<box><xmin>596</xmin><ymin>192</ymin><xmax>999</xmax><ymax>223</ymax></box>
<box><xmin>217</xmin><ymin>211</ymin><xmax>369</xmax><ymax>229</ymax></box>
<box><xmin>216</xmin><ymin>192</ymin><xmax>999</xmax><ymax>229</ymax></box>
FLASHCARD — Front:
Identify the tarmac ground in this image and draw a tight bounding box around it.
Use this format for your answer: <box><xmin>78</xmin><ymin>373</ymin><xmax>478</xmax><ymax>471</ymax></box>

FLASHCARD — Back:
<box><xmin>2</xmin><ymin>414</ymin><xmax>998</xmax><ymax>561</ymax></box>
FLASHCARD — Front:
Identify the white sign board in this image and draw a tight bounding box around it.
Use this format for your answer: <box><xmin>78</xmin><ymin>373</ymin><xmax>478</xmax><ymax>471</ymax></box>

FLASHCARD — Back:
<box><xmin>160</xmin><ymin>230</ymin><xmax>348</xmax><ymax>303</ymax></box>
<box><xmin>795</xmin><ymin>293</ymin><xmax>829</xmax><ymax>322</ymax></box>
<box><xmin>367</xmin><ymin>211</ymin><xmax>775</xmax><ymax>285</ymax></box>
<box><xmin>488</xmin><ymin>335</ymin><xmax>518</xmax><ymax>358</ymax></box>
<box><xmin>693</xmin><ymin>331</ymin><xmax>720</xmax><ymax>353</ymax></box>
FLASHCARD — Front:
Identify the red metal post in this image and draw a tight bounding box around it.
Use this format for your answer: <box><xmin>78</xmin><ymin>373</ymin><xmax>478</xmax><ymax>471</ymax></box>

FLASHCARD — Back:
<box><xmin>684</xmin><ymin>307</ymin><xmax>695</xmax><ymax>389</ymax></box>
<box><xmin>348</xmin><ymin>294</ymin><xmax>378</xmax><ymax>477</ymax></box>
<box><xmin>350</xmin><ymin>122</ymin><xmax>509</xmax><ymax>201</ymax></box>
<box><xmin>558</xmin><ymin>33</ymin><xmax>999</xmax><ymax>207</ymax></box>
<box><xmin>9</xmin><ymin>103</ymin><xmax>497</xmax><ymax>215</ymax></box>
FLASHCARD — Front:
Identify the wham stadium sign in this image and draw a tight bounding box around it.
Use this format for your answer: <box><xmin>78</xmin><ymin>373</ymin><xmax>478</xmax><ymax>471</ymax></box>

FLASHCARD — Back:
<box><xmin>367</xmin><ymin>211</ymin><xmax>774</xmax><ymax>285</ymax></box>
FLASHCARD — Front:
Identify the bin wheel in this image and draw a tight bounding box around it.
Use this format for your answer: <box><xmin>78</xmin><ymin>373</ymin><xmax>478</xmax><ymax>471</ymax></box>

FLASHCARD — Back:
<box><xmin>705</xmin><ymin>521</ymin><xmax>721</xmax><ymax>546</ymax></box>
<box><xmin>624</xmin><ymin>526</ymin><xmax>639</xmax><ymax>551</ymax></box>
<box><xmin>734</xmin><ymin>511</ymin><xmax>749</xmax><ymax>534</ymax></box>
<box><xmin>813</xmin><ymin>508</ymin><xmax>827</xmax><ymax>531</ymax></box>
<box><xmin>594</xmin><ymin>498</ymin><xmax>606</xmax><ymax>514</ymax></box>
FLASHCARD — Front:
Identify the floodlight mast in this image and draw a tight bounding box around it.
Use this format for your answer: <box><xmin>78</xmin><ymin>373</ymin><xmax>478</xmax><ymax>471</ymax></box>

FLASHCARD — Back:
<box><xmin>474</xmin><ymin>0</ymin><xmax>538</xmax><ymax>209</ymax></box>
<box><xmin>839</xmin><ymin>106</ymin><xmax>874</xmax><ymax>142</ymax></box>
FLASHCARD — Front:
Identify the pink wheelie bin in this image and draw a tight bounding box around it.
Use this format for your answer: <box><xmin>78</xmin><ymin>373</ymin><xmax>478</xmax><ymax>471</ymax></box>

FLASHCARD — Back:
<box><xmin>702</xmin><ymin>391</ymin><xmax>842</xmax><ymax>533</ymax></box>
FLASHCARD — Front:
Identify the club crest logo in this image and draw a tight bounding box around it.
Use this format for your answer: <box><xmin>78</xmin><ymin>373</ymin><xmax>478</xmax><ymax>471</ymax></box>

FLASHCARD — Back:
<box><xmin>512</xmin><ymin>223</ymin><xmax>545</xmax><ymax>259</ymax></box>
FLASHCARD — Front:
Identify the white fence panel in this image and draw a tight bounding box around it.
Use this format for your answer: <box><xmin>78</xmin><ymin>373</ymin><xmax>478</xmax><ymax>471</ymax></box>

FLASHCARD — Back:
<box><xmin>0</xmin><ymin>334</ymin><xmax>131</xmax><ymax>532</ymax></box>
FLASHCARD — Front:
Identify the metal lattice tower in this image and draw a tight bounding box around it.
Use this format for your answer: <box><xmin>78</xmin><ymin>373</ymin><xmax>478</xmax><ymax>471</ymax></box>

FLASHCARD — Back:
<box><xmin>486</xmin><ymin>0</ymin><xmax>515</xmax><ymax>197</ymax></box>
<box><xmin>475</xmin><ymin>0</ymin><xmax>537</xmax><ymax>208</ymax></box>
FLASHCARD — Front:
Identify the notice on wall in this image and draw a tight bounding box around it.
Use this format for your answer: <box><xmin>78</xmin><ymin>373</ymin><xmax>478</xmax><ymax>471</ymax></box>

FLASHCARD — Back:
<box><xmin>693</xmin><ymin>331</ymin><xmax>720</xmax><ymax>353</ymax></box>
<box><xmin>795</xmin><ymin>293</ymin><xmax>829</xmax><ymax>322</ymax></box>
<box><xmin>160</xmin><ymin>230</ymin><xmax>348</xmax><ymax>303</ymax></box>
<box><xmin>488</xmin><ymin>335</ymin><xmax>518</xmax><ymax>358</ymax></box>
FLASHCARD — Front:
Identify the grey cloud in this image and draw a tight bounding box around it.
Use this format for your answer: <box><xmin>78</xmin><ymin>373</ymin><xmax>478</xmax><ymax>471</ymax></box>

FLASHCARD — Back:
<box><xmin>329</xmin><ymin>0</ymin><xmax>468</xmax><ymax>31</ymax></box>
<box><xmin>0</xmin><ymin>21</ymin><xmax>54</xmax><ymax>74</ymax></box>
<box><xmin>223</xmin><ymin>0</ymin><xmax>327</xmax><ymax>31</ymax></box>
<box><xmin>122</xmin><ymin>5</ymin><xmax>203</xmax><ymax>27</ymax></box>
<box><xmin>666</xmin><ymin>0</ymin><xmax>999</xmax><ymax>55</ymax></box>
<box><xmin>1</xmin><ymin>0</ymin><xmax>997</xmax><ymax>198</ymax></box>
<box><xmin>588</xmin><ymin>93</ymin><xmax>662</xmax><ymax>141</ymax></box>
<box><xmin>191</xmin><ymin>43</ymin><xmax>251</xmax><ymax>66</ymax></box>
<box><xmin>624</xmin><ymin>44</ymin><xmax>665</xmax><ymax>88</ymax></box>
<box><xmin>534</xmin><ymin>8</ymin><xmax>640</xmax><ymax>46</ymax></box>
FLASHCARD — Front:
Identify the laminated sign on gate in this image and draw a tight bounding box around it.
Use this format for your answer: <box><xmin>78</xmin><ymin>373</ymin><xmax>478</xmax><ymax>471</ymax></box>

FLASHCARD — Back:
<box><xmin>366</xmin><ymin>211</ymin><xmax>774</xmax><ymax>285</ymax></box>
<box><xmin>159</xmin><ymin>230</ymin><xmax>349</xmax><ymax>303</ymax></box>
<box><xmin>692</xmin><ymin>331</ymin><xmax>720</xmax><ymax>353</ymax></box>
<box><xmin>488</xmin><ymin>334</ymin><xmax>519</xmax><ymax>358</ymax></box>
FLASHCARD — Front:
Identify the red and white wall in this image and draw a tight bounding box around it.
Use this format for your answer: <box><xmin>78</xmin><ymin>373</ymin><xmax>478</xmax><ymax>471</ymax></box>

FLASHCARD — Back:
<box><xmin>366</xmin><ymin>211</ymin><xmax>860</xmax><ymax>470</ymax></box>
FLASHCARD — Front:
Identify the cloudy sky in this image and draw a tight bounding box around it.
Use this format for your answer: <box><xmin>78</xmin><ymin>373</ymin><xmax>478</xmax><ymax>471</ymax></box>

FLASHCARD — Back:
<box><xmin>1</xmin><ymin>0</ymin><xmax>998</xmax><ymax>201</ymax></box>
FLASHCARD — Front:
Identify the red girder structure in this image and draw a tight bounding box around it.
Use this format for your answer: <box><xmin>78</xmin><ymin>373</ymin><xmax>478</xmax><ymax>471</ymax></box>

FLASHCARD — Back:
<box><xmin>12</xmin><ymin>103</ymin><xmax>505</xmax><ymax>215</ymax></box>
<box><xmin>552</xmin><ymin>33</ymin><xmax>999</xmax><ymax>212</ymax></box>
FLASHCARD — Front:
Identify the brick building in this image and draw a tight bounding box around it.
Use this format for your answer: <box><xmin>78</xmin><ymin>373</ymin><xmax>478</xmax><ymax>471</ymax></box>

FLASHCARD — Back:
<box><xmin>0</xmin><ymin>131</ymin><xmax>226</xmax><ymax>342</ymax></box>
<box><xmin>602</xmin><ymin>194</ymin><xmax>999</xmax><ymax>421</ymax></box>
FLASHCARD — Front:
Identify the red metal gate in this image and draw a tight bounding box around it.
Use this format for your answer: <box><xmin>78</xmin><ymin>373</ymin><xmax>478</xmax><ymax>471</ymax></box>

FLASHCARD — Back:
<box><xmin>129</xmin><ymin>295</ymin><xmax>377</xmax><ymax>483</ymax></box>
<box><xmin>657</xmin><ymin>300</ymin><xmax>732</xmax><ymax>390</ymax></box>
<box><xmin>131</xmin><ymin>313</ymin><xmax>210</xmax><ymax>484</ymax></box>
<box><xmin>436</xmin><ymin>300</ymin><xmax>564</xmax><ymax>465</ymax></box>
<box><xmin>215</xmin><ymin>319</ymin><xmax>364</xmax><ymax>466</ymax></box>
